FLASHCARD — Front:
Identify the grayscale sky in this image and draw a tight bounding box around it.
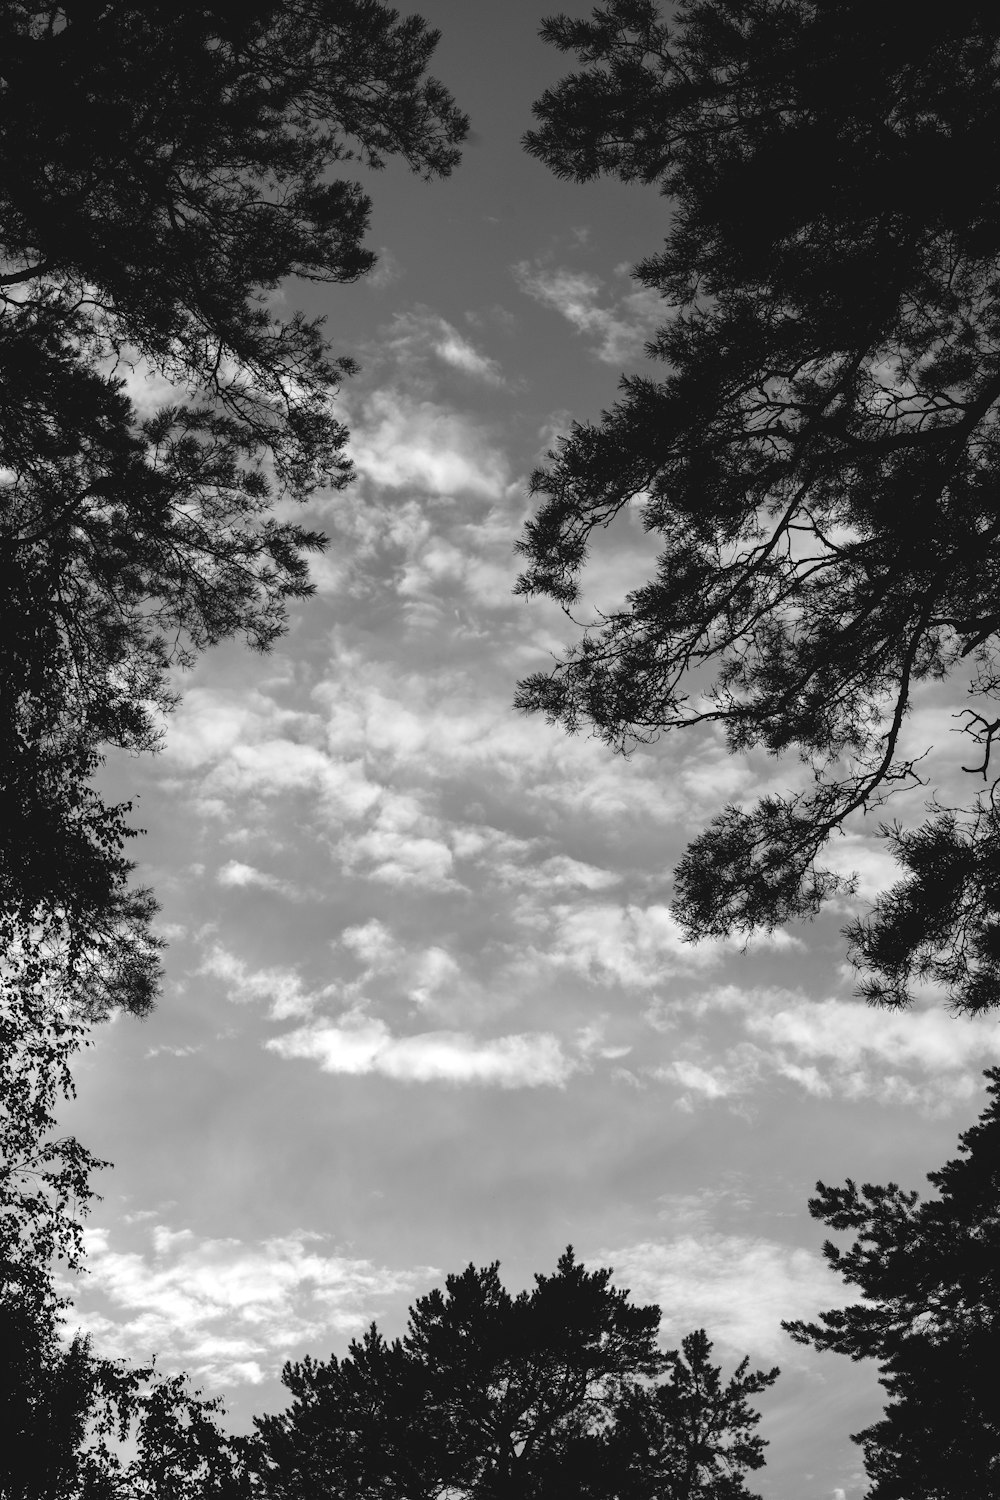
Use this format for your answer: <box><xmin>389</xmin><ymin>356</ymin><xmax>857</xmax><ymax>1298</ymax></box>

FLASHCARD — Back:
<box><xmin>59</xmin><ymin>5</ymin><xmax>1000</xmax><ymax>1498</ymax></box>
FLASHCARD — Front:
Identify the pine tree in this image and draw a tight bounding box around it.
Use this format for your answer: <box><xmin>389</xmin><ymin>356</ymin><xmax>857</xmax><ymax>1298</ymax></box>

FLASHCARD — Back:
<box><xmin>784</xmin><ymin>1068</ymin><xmax>1000</xmax><ymax>1497</ymax></box>
<box><xmin>0</xmin><ymin>0</ymin><xmax>467</xmax><ymax>1012</ymax></box>
<box><xmin>516</xmin><ymin>0</ymin><xmax>1000</xmax><ymax>1010</ymax></box>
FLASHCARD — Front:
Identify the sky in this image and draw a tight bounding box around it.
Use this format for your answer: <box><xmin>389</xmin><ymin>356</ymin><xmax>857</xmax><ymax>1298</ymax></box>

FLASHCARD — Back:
<box><xmin>56</xmin><ymin>4</ymin><xmax>1000</xmax><ymax>1497</ymax></box>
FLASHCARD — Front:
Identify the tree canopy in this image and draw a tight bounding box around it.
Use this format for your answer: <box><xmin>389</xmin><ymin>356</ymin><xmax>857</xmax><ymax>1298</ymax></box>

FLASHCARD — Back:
<box><xmin>515</xmin><ymin>0</ymin><xmax>1000</xmax><ymax>1010</ymax></box>
<box><xmin>784</xmin><ymin>1067</ymin><xmax>1000</xmax><ymax>1498</ymax></box>
<box><xmin>0</xmin><ymin>0</ymin><xmax>467</xmax><ymax>1014</ymax></box>
<box><xmin>252</xmin><ymin>1248</ymin><xmax>778</xmax><ymax>1499</ymax></box>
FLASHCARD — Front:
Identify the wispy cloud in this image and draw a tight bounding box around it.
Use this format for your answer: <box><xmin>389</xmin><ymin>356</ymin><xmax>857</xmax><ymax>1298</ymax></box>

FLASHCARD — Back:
<box><xmin>216</xmin><ymin>861</ymin><xmax>297</xmax><ymax>897</ymax></box>
<box><xmin>512</xmin><ymin>260</ymin><xmax>667</xmax><ymax>363</ymax></box>
<box><xmin>201</xmin><ymin>947</ymin><xmax>327</xmax><ymax>1021</ymax></box>
<box><xmin>649</xmin><ymin>985</ymin><xmax>1000</xmax><ymax>1112</ymax></box>
<box><xmin>267</xmin><ymin>1015</ymin><xmax>577</xmax><ymax>1088</ymax></box>
<box><xmin>74</xmin><ymin>1227</ymin><xmax>434</xmax><ymax>1387</ymax></box>
<box><xmin>544</xmin><ymin>902</ymin><xmax>722</xmax><ymax>988</ymax></box>
<box><xmin>379</xmin><ymin>305</ymin><xmax>507</xmax><ymax>386</ymax></box>
<box><xmin>367</xmin><ymin>245</ymin><xmax>404</xmax><ymax>290</ymax></box>
<box><xmin>347</xmin><ymin>387</ymin><xmax>509</xmax><ymax>497</ymax></box>
<box><xmin>598</xmin><ymin>1231</ymin><xmax>832</xmax><ymax>1362</ymax></box>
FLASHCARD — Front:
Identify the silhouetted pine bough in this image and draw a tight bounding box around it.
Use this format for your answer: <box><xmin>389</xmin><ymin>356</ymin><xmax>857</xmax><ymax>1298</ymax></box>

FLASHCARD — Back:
<box><xmin>251</xmin><ymin>1249</ymin><xmax>778</xmax><ymax>1499</ymax></box>
<box><xmin>785</xmin><ymin>1066</ymin><xmax>1000</xmax><ymax>1498</ymax></box>
<box><xmin>517</xmin><ymin>0</ymin><xmax>1000</xmax><ymax>1011</ymax></box>
<box><xmin>0</xmin><ymin>0</ymin><xmax>467</xmax><ymax>1016</ymax></box>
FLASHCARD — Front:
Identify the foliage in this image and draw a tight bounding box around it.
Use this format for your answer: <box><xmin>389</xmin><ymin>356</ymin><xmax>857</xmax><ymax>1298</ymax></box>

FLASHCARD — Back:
<box><xmin>0</xmin><ymin>981</ymin><xmax>107</xmax><ymax>1290</ymax></box>
<box><xmin>0</xmin><ymin>1291</ymin><xmax>253</xmax><ymax>1500</ymax></box>
<box><xmin>0</xmin><ymin>0</ymin><xmax>467</xmax><ymax>1011</ymax></box>
<box><xmin>784</xmin><ymin>1067</ymin><xmax>1000</xmax><ymax>1497</ymax></box>
<box><xmin>0</xmin><ymin>971</ymin><xmax>251</xmax><ymax>1499</ymax></box>
<box><xmin>0</xmin><ymin>566</ymin><xmax>164</xmax><ymax>1018</ymax></box>
<box><xmin>515</xmin><ymin>0</ymin><xmax>1000</xmax><ymax>1008</ymax></box>
<box><xmin>841</xmin><ymin>803</ymin><xmax>1000</xmax><ymax>1014</ymax></box>
<box><xmin>252</xmin><ymin>1248</ymin><xmax>777</xmax><ymax>1498</ymax></box>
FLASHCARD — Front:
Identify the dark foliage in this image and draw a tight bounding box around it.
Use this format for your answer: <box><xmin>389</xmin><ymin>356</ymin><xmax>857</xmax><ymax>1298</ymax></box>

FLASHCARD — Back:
<box><xmin>252</xmin><ymin>1248</ymin><xmax>777</xmax><ymax>1499</ymax></box>
<box><xmin>516</xmin><ymin>0</ymin><xmax>1000</xmax><ymax>1009</ymax></box>
<box><xmin>0</xmin><ymin>1292</ymin><xmax>253</xmax><ymax>1500</ymax></box>
<box><xmin>1</xmin><ymin>981</ymin><xmax>252</xmax><ymax>1499</ymax></box>
<box><xmin>784</xmin><ymin>1067</ymin><xmax>1000</xmax><ymax>1497</ymax></box>
<box><xmin>0</xmin><ymin>0</ymin><xmax>466</xmax><ymax>1013</ymax></box>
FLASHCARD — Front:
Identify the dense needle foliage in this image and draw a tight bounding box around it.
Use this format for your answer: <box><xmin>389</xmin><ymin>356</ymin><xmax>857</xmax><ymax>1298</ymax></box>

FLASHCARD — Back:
<box><xmin>516</xmin><ymin>0</ymin><xmax>1000</xmax><ymax>1010</ymax></box>
<box><xmin>253</xmin><ymin>1250</ymin><xmax>777</xmax><ymax>1499</ymax></box>
<box><xmin>785</xmin><ymin>1068</ymin><xmax>1000</xmax><ymax>1497</ymax></box>
<box><xmin>0</xmin><ymin>0</ymin><xmax>466</xmax><ymax>1013</ymax></box>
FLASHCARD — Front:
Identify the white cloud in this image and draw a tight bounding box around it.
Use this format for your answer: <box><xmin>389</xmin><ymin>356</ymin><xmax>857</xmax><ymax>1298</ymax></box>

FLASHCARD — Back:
<box><xmin>339</xmin><ymin>919</ymin><xmax>403</xmax><ymax>969</ymax></box>
<box><xmin>161</xmin><ymin>688</ymin><xmax>297</xmax><ymax>771</ymax></box>
<box><xmin>367</xmin><ymin>246</ymin><xmax>403</xmax><ymax>290</ymax></box>
<box><xmin>75</xmin><ymin>1226</ymin><xmax>432</xmax><ymax>1387</ymax></box>
<box><xmin>749</xmin><ymin>995</ymin><xmax>1000</xmax><ymax>1106</ymax></box>
<box><xmin>650</xmin><ymin>985</ymin><xmax>1000</xmax><ymax>1112</ymax></box>
<box><xmin>162</xmin><ymin>687</ymin><xmax>381</xmax><ymax>826</ymax></box>
<box><xmin>379</xmin><ymin>305</ymin><xmax>507</xmax><ymax>386</ymax></box>
<box><xmin>348</xmin><ymin>388</ymin><xmax>508</xmax><ymax>497</ymax></box>
<box><xmin>408</xmin><ymin>946</ymin><xmax>463</xmax><ymax>1008</ymax></box>
<box><xmin>267</xmin><ymin>1014</ymin><xmax>576</xmax><ymax>1088</ymax></box>
<box><xmin>201</xmin><ymin>947</ymin><xmax>325</xmax><ymax>1021</ymax></box>
<box><xmin>512</xmin><ymin>260</ymin><xmax>667</xmax><ymax>363</ymax></box>
<box><xmin>823</xmin><ymin>832</ymin><xmax>904</xmax><ymax>904</ymax></box>
<box><xmin>500</xmin><ymin>854</ymin><xmax>621</xmax><ymax>894</ymax></box>
<box><xmin>315</xmin><ymin>660</ymin><xmax>695</xmax><ymax>832</ymax></box>
<box><xmin>340</xmin><ymin>792</ymin><xmax>458</xmax><ymax>889</ymax></box>
<box><xmin>599</xmin><ymin>1233</ymin><xmax>833</xmax><ymax>1362</ymax></box>
<box><xmin>216</xmin><ymin>860</ymin><xmax>292</xmax><ymax>895</ymax></box>
<box><xmin>546</xmin><ymin>902</ymin><xmax>721</xmax><ymax>988</ymax></box>
<box><xmin>434</xmin><ymin>328</ymin><xmax>504</xmax><ymax>383</ymax></box>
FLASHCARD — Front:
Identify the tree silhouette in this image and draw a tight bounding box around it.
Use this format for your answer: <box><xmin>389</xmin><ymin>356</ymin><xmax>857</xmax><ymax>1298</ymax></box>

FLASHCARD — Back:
<box><xmin>1</xmin><ymin>978</ymin><xmax>252</xmax><ymax>1499</ymax></box>
<box><xmin>784</xmin><ymin>1067</ymin><xmax>1000</xmax><ymax>1497</ymax></box>
<box><xmin>515</xmin><ymin>0</ymin><xmax>1000</xmax><ymax>1010</ymax></box>
<box><xmin>252</xmin><ymin>1249</ymin><xmax>778</xmax><ymax>1499</ymax></box>
<box><xmin>0</xmin><ymin>0</ymin><xmax>467</xmax><ymax>1012</ymax></box>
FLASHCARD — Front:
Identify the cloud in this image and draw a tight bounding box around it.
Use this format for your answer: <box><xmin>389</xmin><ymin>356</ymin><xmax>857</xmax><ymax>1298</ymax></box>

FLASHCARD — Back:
<box><xmin>267</xmin><ymin>1014</ymin><xmax>577</xmax><ymax>1088</ymax></box>
<box><xmin>649</xmin><ymin>985</ymin><xmax>1000</xmax><ymax>1111</ymax></box>
<box><xmin>201</xmin><ymin>947</ymin><xmax>326</xmax><ymax>1021</ymax></box>
<box><xmin>598</xmin><ymin>1232</ymin><xmax>833</xmax><ymax>1361</ymax></box>
<box><xmin>545</xmin><ymin>902</ymin><xmax>721</xmax><ymax>988</ymax></box>
<box><xmin>161</xmin><ymin>687</ymin><xmax>381</xmax><ymax>824</ymax></box>
<box><xmin>367</xmin><ymin>246</ymin><xmax>403</xmax><ymax>290</ymax></box>
<box><xmin>347</xmin><ymin>388</ymin><xmax>508</xmax><ymax>496</ymax></box>
<box><xmin>339</xmin><ymin>791</ymin><xmax>458</xmax><ymax>889</ymax></box>
<box><xmin>216</xmin><ymin>861</ymin><xmax>294</xmax><ymax>896</ymax></box>
<box><xmin>379</xmin><ymin>305</ymin><xmax>507</xmax><ymax>386</ymax></box>
<box><xmin>74</xmin><ymin>1226</ymin><xmax>433</xmax><ymax>1387</ymax></box>
<box><xmin>512</xmin><ymin>260</ymin><xmax>667</xmax><ymax>363</ymax></box>
<box><xmin>749</xmin><ymin>995</ymin><xmax>1000</xmax><ymax>1106</ymax></box>
<box><xmin>408</xmin><ymin>946</ymin><xmax>463</xmax><ymax>1008</ymax></box>
<box><xmin>499</xmin><ymin>854</ymin><xmax>620</xmax><ymax>894</ymax></box>
<box><xmin>339</xmin><ymin>919</ymin><xmax>403</xmax><ymax>970</ymax></box>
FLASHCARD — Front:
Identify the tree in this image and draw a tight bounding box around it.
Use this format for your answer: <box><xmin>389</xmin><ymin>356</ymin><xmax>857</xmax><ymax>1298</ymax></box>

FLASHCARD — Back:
<box><xmin>1</xmin><ymin>966</ymin><xmax>252</xmax><ymax>1500</ymax></box>
<box><xmin>550</xmin><ymin>1329</ymin><xmax>776</xmax><ymax>1500</ymax></box>
<box><xmin>251</xmin><ymin>1248</ymin><xmax>778</xmax><ymax>1499</ymax></box>
<box><xmin>515</xmin><ymin>0</ymin><xmax>1000</xmax><ymax>1010</ymax></box>
<box><xmin>783</xmin><ymin>1067</ymin><xmax>1000</xmax><ymax>1498</ymax></box>
<box><xmin>1</xmin><ymin>1292</ymin><xmax>254</xmax><ymax>1500</ymax></box>
<box><xmin>0</xmin><ymin>0</ymin><xmax>467</xmax><ymax>1011</ymax></box>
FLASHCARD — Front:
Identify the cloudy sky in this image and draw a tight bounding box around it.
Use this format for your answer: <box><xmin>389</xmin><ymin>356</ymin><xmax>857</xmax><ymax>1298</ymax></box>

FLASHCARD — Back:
<box><xmin>59</xmin><ymin>4</ymin><xmax>1000</xmax><ymax>1497</ymax></box>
